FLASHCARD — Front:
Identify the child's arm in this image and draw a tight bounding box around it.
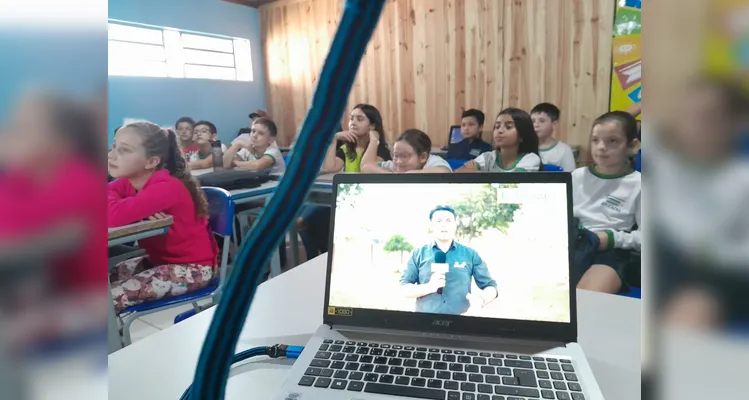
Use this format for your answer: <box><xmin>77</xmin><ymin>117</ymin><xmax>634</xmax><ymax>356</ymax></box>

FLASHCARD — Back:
<box><xmin>456</xmin><ymin>160</ymin><xmax>480</xmax><ymax>172</ymax></box>
<box><xmin>188</xmin><ymin>156</ymin><xmax>212</xmax><ymax>170</ymax></box>
<box><xmin>322</xmin><ymin>140</ymin><xmax>345</xmax><ymax>172</ymax></box>
<box><xmin>597</xmin><ymin>193</ymin><xmax>641</xmax><ymax>252</ymax></box>
<box><xmin>223</xmin><ymin>143</ymin><xmax>242</xmax><ymax>169</ymax></box>
<box><xmin>361</xmin><ymin>133</ymin><xmax>389</xmax><ymax>173</ymax></box>
<box><xmin>234</xmin><ymin>155</ymin><xmax>275</xmax><ymax>172</ymax></box>
<box><xmin>108</xmin><ymin>180</ymin><xmax>178</xmax><ymax>227</ymax></box>
<box><xmin>406</xmin><ymin>155</ymin><xmax>452</xmax><ymax>173</ymax></box>
<box><xmin>457</xmin><ymin>152</ymin><xmax>489</xmax><ymax>173</ymax></box>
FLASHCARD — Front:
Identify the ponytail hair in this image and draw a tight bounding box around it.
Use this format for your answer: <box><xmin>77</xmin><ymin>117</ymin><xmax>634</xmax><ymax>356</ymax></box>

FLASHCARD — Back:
<box><xmin>123</xmin><ymin>121</ymin><xmax>208</xmax><ymax>218</ymax></box>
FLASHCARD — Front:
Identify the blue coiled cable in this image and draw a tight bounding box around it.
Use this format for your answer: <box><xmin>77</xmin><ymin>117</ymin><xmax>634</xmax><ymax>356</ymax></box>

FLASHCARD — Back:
<box><xmin>187</xmin><ymin>1</ymin><xmax>387</xmax><ymax>398</ymax></box>
<box><xmin>180</xmin><ymin>345</ymin><xmax>304</xmax><ymax>400</ymax></box>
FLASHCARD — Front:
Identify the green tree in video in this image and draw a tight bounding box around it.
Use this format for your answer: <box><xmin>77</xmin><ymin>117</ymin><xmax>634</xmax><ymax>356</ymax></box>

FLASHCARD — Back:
<box><xmin>383</xmin><ymin>234</ymin><xmax>414</xmax><ymax>263</ymax></box>
<box><xmin>450</xmin><ymin>184</ymin><xmax>521</xmax><ymax>241</ymax></box>
<box><xmin>336</xmin><ymin>183</ymin><xmax>363</xmax><ymax>209</ymax></box>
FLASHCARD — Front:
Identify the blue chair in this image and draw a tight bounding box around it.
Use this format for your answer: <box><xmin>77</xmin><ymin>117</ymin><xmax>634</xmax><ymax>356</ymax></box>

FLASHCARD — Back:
<box><xmin>446</xmin><ymin>159</ymin><xmax>467</xmax><ymax>171</ymax></box>
<box><xmin>282</xmin><ymin>155</ymin><xmax>290</xmax><ymax>165</ymax></box>
<box><xmin>118</xmin><ymin>187</ymin><xmax>235</xmax><ymax>345</ymax></box>
<box><xmin>619</xmin><ymin>287</ymin><xmax>641</xmax><ymax>299</ymax></box>
<box><xmin>635</xmin><ymin>150</ymin><xmax>642</xmax><ymax>172</ymax></box>
<box><xmin>543</xmin><ymin>164</ymin><xmax>564</xmax><ymax>172</ymax></box>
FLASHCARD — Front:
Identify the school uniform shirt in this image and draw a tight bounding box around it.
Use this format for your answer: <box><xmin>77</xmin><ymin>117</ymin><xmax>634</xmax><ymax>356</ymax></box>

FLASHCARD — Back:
<box><xmin>572</xmin><ymin>166</ymin><xmax>641</xmax><ymax>252</ymax></box>
<box><xmin>236</xmin><ymin>143</ymin><xmax>286</xmax><ymax>174</ymax></box>
<box><xmin>446</xmin><ymin>138</ymin><xmax>493</xmax><ymax>160</ymax></box>
<box><xmin>474</xmin><ymin>151</ymin><xmax>541</xmax><ymax>172</ymax></box>
<box><xmin>188</xmin><ymin>143</ymin><xmax>227</xmax><ymax>162</ymax></box>
<box><xmin>336</xmin><ymin>142</ymin><xmax>391</xmax><ymax>172</ymax></box>
<box><xmin>539</xmin><ymin>140</ymin><xmax>576</xmax><ymax>171</ymax></box>
<box><xmin>400</xmin><ymin>241</ymin><xmax>497</xmax><ymax>315</ymax></box>
<box><xmin>646</xmin><ymin>123</ymin><xmax>749</xmax><ymax>268</ymax></box>
<box><xmin>181</xmin><ymin>143</ymin><xmax>200</xmax><ymax>161</ymax></box>
<box><xmin>378</xmin><ymin>154</ymin><xmax>452</xmax><ymax>172</ymax></box>
<box><xmin>108</xmin><ymin>169</ymin><xmax>218</xmax><ymax>266</ymax></box>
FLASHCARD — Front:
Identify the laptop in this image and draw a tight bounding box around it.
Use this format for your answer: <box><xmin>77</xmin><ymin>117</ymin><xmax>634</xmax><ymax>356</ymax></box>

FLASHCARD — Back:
<box><xmin>446</xmin><ymin>125</ymin><xmax>463</xmax><ymax>149</ymax></box>
<box><xmin>273</xmin><ymin>172</ymin><xmax>604</xmax><ymax>400</ymax></box>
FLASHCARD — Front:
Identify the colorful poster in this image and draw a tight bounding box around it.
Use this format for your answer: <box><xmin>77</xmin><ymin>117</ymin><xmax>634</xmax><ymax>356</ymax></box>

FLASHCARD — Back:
<box><xmin>609</xmin><ymin>2</ymin><xmax>642</xmax><ymax>118</ymax></box>
<box><xmin>703</xmin><ymin>0</ymin><xmax>749</xmax><ymax>83</ymax></box>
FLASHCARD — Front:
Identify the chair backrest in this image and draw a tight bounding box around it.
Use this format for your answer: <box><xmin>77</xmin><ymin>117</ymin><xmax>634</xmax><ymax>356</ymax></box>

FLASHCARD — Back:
<box><xmin>282</xmin><ymin>155</ymin><xmax>290</xmax><ymax>165</ymax></box>
<box><xmin>446</xmin><ymin>159</ymin><xmax>467</xmax><ymax>171</ymax></box>
<box><xmin>543</xmin><ymin>164</ymin><xmax>564</xmax><ymax>172</ymax></box>
<box><xmin>635</xmin><ymin>150</ymin><xmax>642</xmax><ymax>172</ymax></box>
<box><xmin>202</xmin><ymin>187</ymin><xmax>235</xmax><ymax>237</ymax></box>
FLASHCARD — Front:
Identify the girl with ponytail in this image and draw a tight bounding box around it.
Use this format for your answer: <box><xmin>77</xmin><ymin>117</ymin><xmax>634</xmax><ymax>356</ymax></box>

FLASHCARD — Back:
<box><xmin>108</xmin><ymin>121</ymin><xmax>218</xmax><ymax>312</ymax></box>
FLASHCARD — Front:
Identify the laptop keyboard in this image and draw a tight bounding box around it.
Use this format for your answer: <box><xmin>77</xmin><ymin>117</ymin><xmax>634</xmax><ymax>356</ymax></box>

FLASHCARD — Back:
<box><xmin>298</xmin><ymin>339</ymin><xmax>585</xmax><ymax>400</ymax></box>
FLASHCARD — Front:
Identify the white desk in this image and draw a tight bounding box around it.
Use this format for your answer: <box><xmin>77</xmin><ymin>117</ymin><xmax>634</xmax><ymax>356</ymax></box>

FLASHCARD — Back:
<box><xmin>109</xmin><ymin>254</ymin><xmax>640</xmax><ymax>400</ymax></box>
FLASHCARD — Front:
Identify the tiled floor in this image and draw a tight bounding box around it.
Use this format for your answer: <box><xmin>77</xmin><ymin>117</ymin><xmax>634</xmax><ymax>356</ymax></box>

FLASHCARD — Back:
<box><xmin>128</xmin><ymin>300</ymin><xmax>212</xmax><ymax>343</ymax></box>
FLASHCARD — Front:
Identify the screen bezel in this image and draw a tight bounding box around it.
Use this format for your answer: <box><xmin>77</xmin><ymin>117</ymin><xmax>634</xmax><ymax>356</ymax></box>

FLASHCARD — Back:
<box><xmin>323</xmin><ymin>173</ymin><xmax>578</xmax><ymax>344</ymax></box>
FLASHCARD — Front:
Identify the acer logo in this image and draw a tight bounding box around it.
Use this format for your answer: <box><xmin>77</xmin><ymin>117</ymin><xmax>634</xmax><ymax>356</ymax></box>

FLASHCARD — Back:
<box><xmin>432</xmin><ymin>319</ymin><xmax>453</xmax><ymax>327</ymax></box>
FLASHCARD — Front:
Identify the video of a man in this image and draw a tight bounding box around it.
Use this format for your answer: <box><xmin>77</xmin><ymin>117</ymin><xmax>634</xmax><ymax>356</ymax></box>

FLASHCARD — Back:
<box><xmin>328</xmin><ymin>183</ymin><xmax>571</xmax><ymax>323</ymax></box>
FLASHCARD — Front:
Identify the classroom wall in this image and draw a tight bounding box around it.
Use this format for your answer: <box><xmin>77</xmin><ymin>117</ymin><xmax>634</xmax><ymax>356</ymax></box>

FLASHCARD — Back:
<box><xmin>259</xmin><ymin>0</ymin><xmax>615</xmax><ymax>158</ymax></box>
<box><xmin>108</xmin><ymin>0</ymin><xmax>267</xmax><ymax>145</ymax></box>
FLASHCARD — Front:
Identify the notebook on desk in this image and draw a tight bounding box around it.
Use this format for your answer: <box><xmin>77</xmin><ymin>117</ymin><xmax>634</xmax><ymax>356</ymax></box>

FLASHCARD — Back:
<box><xmin>272</xmin><ymin>172</ymin><xmax>602</xmax><ymax>400</ymax></box>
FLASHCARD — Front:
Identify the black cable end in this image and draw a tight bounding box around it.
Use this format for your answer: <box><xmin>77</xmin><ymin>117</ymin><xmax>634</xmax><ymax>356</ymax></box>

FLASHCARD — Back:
<box><xmin>266</xmin><ymin>344</ymin><xmax>289</xmax><ymax>358</ymax></box>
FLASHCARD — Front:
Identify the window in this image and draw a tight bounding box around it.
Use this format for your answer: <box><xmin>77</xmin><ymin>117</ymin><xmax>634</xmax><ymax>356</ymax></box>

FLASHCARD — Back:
<box><xmin>108</xmin><ymin>20</ymin><xmax>253</xmax><ymax>81</ymax></box>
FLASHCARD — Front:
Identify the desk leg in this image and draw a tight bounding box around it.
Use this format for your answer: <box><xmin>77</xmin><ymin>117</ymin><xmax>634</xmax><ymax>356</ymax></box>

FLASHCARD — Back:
<box><xmin>289</xmin><ymin>226</ymin><xmax>300</xmax><ymax>267</ymax></box>
<box><xmin>108</xmin><ymin>281</ymin><xmax>122</xmax><ymax>354</ymax></box>
<box><xmin>269</xmin><ymin>248</ymin><xmax>282</xmax><ymax>278</ymax></box>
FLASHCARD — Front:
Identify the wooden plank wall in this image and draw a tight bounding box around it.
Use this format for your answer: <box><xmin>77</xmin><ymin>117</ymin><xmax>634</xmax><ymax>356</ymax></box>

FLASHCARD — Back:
<box><xmin>259</xmin><ymin>0</ymin><xmax>614</xmax><ymax>159</ymax></box>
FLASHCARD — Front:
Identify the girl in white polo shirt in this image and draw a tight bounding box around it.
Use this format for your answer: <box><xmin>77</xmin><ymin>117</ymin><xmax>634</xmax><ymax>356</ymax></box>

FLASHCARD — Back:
<box><xmin>361</xmin><ymin>129</ymin><xmax>452</xmax><ymax>173</ymax></box>
<box><xmin>573</xmin><ymin>111</ymin><xmax>641</xmax><ymax>294</ymax></box>
<box><xmin>457</xmin><ymin>107</ymin><xmax>542</xmax><ymax>172</ymax></box>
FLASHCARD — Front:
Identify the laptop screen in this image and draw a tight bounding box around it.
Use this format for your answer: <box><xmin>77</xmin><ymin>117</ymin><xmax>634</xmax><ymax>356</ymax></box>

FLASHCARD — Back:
<box><xmin>449</xmin><ymin>126</ymin><xmax>463</xmax><ymax>144</ymax></box>
<box><xmin>328</xmin><ymin>181</ymin><xmax>571</xmax><ymax>324</ymax></box>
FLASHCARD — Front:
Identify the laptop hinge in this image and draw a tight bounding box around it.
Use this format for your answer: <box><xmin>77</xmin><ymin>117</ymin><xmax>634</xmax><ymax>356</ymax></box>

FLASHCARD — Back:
<box><xmin>327</xmin><ymin>324</ymin><xmax>568</xmax><ymax>349</ymax></box>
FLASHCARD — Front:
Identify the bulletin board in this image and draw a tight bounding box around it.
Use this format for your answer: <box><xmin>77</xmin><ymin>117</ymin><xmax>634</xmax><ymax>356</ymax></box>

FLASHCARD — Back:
<box><xmin>703</xmin><ymin>0</ymin><xmax>749</xmax><ymax>84</ymax></box>
<box><xmin>609</xmin><ymin>0</ymin><xmax>642</xmax><ymax>117</ymax></box>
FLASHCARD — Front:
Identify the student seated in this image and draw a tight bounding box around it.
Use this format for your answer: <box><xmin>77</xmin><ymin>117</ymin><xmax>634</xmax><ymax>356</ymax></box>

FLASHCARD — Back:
<box><xmin>457</xmin><ymin>108</ymin><xmax>542</xmax><ymax>172</ymax></box>
<box><xmin>223</xmin><ymin>117</ymin><xmax>285</xmax><ymax>174</ymax></box>
<box><xmin>572</xmin><ymin>111</ymin><xmax>641</xmax><ymax>294</ymax></box>
<box><xmin>362</xmin><ymin>129</ymin><xmax>451</xmax><ymax>173</ymax></box>
<box><xmin>0</xmin><ymin>92</ymin><xmax>104</xmax><ymax>291</ymax></box>
<box><xmin>188</xmin><ymin>120</ymin><xmax>226</xmax><ymax>170</ymax></box>
<box><xmin>531</xmin><ymin>103</ymin><xmax>576</xmax><ymax>171</ymax></box>
<box><xmin>175</xmin><ymin>116</ymin><xmax>199</xmax><ymax>160</ymax></box>
<box><xmin>322</xmin><ymin>104</ymin><xmax>392</xmax><ymax>172</ymax></box>
<box><xmin>108</xmin><ymin>122</ymin><xmax>218</xmax><ymax>312</ymax></box>
<box><xmin>446</xmin><ymin>109</ymin><xmax>493</xmax><ymax>160</ymax></box>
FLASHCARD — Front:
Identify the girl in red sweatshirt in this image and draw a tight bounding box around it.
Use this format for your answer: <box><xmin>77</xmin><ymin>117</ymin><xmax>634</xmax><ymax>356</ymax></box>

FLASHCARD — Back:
<box><xmin>108</xmin><ymin>121</ymin><xmax>218</xmax><ymax>312</ymax></box>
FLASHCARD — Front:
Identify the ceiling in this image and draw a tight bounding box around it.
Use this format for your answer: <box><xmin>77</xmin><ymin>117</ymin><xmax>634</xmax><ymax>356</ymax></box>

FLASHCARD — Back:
<box><xmin>224</xmin><ymin>0</ymin><xmax>278</xmax><ymax>8</ymax></box>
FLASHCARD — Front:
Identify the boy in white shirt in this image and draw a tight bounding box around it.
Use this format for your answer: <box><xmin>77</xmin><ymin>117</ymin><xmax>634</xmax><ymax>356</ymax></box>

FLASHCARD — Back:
<box><xmin>223</xmin><ymin>117</ymin><xmax>285</xmax><ymax>174</ymax></box>
<box><xmin>531</xmin><ymin>103</ymin><xmax>576</xmax><ymax>171</ymax></box>
<box><xmin>573</xmin><ymin>111</ymin><xmax>641</xmax><ymax>294</ymax></box>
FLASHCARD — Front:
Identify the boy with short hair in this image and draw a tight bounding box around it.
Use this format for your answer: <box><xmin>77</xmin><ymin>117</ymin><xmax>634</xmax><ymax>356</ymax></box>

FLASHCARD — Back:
<box><xmin>446</xmin><ymin>109</ymin><xmax>493</xmax><ymax>160</ymax></box>
<box><xmin>531</xmin><ymin>103</ymin><xmax>576</xmax><ymax>171</ymax></box>
<box><xmin>188</xmin><ymin>120</ymin><xmax>227</xmax><ymax>170</ymax></box>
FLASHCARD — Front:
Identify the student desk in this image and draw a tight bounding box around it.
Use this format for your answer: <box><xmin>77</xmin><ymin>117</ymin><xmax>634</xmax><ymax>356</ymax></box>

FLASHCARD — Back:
<box><xmin>108</xmin><ymin>254</ymin><xmax>641</xmax><ymax>400</ymax></box>
<box><xmin>107</xmin><ymin>218</ymin><xmax>174</xmax><ymax>354</ymax></box>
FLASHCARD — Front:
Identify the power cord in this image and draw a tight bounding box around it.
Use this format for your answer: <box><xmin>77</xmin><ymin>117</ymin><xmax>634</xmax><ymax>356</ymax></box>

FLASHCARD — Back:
<box><xmin>186</xmin><ymin>1</ymin><xmax>386</xmax><ymax>399</ymax></box>
<box><xmin>180</xmin><ymin>344</ymin><xmax>304</xmax><ymax>400</ymax></box>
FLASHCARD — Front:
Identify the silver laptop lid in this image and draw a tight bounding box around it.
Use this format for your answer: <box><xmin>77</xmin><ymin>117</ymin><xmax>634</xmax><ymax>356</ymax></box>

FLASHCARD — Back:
<box><xmin>323</xmin><ymin>173</ymin><xmax>576</xmax><ymax>343</ymax></box>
